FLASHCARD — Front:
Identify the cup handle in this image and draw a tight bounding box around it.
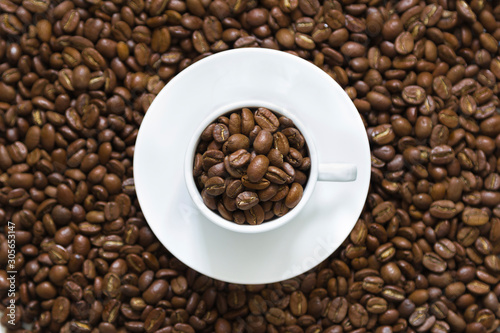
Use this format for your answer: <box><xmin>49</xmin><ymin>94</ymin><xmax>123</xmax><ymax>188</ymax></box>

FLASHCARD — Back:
<box><xmin>318</xmin><ymin>163</ymin><xmax>357</xmax><ymax>182</ymax></box>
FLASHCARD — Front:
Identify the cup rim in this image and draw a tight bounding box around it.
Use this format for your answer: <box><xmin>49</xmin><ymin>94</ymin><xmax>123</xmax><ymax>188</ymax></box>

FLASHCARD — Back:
<box><xmin>184</xmin><ymin>100</ymin><xmax>319</xmax><ymax>234</ymax></box>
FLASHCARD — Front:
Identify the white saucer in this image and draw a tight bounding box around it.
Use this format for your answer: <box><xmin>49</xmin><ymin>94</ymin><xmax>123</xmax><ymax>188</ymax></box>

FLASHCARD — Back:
<box><xmin>134</xmin><ymin>49</ymin><xmax>370</xmax><ymax>284</ymax></box>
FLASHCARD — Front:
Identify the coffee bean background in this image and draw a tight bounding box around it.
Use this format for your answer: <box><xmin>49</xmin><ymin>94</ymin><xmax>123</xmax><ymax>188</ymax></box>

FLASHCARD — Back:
<box><xmin>0</xmin><ymin>0</ymin><xmax>500</xmax><ymax>332</ymax></box>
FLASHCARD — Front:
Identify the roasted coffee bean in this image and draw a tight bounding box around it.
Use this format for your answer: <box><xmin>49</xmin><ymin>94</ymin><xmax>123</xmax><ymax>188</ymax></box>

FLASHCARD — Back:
<box><xmin>223</xmin><ymin>134</ymin><xmax>249</xmax><ymax>153</ymax></box>
<box><xmin>254</xmin><ymin>108</ymin><xmax>279</xmax><ymax>132</ymax></box>
<box><xmin>366</xmin><ymin>297</ymin><xmax>388</xmax><ymax>314</ymax></box>
<box><xmin>213</xmin><ymin>123</ymin><xmax>230</xmax><ymax>143</ymax></box>
<box><xmin>247</xmin><ymin>155</ymin><xmax>269</xmax><ymax>182</ymax></box>
<box><xmin>253</xmin><ymin>130</ymin><xmax>273</xmax><ymax>155</ymax></box>
<box><xmin>228</xmin><ymin>149</ymin><xmax>251</xmax><ymax>169</ymax></box>
<box><xmin>226</xmin><ymin>179</ymin><xmax>244</xmax><ymax>198</ymax></box>
<box><xmin>241</xmin><ymin>175</ymin><xmax>270</xmax><ymax>190</ymax></box>
<box><xmin>265</xmin><ymin>166</ymin><xmax>289</xmax><ymax>185</ymax></box>
<box><xmin>285</xmin><ymin>183</ymin><xmax>303</xmax><ymax>209</ymax></box>
<box><xmin>235</xmin><ymin>191</ymin><xmax>259</xmax><ymax>210</ymax></box>
<box><xmin>348</xmin><ymin>303</ymin><xmax>368</xmax><ymax>328</ymax></box>
<box><xmin>243</xmin><ymin>204</ymin><xmax>265</xmax><ymax>225</ymax></box>
<box><xmin>202</xmin><ymin>150</ymin><xmax>224</xmax><ymax>170</ymax></box>
<box><xmin>429</xmin><ymin>200</ymin><xmax>457</xmax><ymax>219</ymax></box>
<box><xmin>204</xmin><ymin>176</ymin><xmax>226</xmax><ymax>196</ymax></box>
<box><xmin>328</xmin><ymin>297</ymin><xmax>348</xmax><ymax>323</ymax></box>
<box><xmin>422</xmin><ymin>252</ymin><xmax>447</xmax><ymax>273</ymax></box>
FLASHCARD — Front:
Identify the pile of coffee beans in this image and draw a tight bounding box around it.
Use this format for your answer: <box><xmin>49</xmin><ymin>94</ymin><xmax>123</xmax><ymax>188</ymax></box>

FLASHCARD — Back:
<box><xmin>1</xmin><ymin>0</ymin><xmax>500</xmax><ymax>331</ymax></box>
<box><xmin>194</xmin><ymin>107</ymin><xmax>309</xmax><ymax>224</ymax></box>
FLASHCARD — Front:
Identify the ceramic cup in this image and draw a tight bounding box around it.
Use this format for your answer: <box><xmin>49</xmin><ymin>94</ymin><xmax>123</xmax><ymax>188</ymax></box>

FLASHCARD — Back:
<box><xmin>185</xmin><ymin>100</ymin><xmax>357</xmax><ymax>234</ymax></box>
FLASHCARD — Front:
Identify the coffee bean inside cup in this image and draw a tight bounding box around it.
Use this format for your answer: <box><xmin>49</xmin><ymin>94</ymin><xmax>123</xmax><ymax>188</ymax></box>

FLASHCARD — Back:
<box><xmin>193</xmin><ymin>107</ymin><xmax>310</xmax><ymax>225</ymax></box>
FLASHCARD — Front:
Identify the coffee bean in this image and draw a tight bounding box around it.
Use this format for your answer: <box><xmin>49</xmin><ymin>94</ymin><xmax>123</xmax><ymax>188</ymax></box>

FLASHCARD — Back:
<box><xmin>430</xmin><ymin>145</ymin><xmax>455</xmax><ymax>164</ymax></box>
<box><xmin>240</xmin><ymin>108</ymin><xmax>255</xmax><ymax>136</ymax></box>
<box><xmin>285</xmin><ymin>183</ymin><xmax>303</xmax><ymax>209</ymax></box>
<box><xmin>348</xmin><ymin>303</ymin><xmax>368</xmax><ymax>328</ymax></box>
<box><xmin>228</xmin><ymin>149</ymin><xmax>251</xmax><ymax>169</ymax></box>
<box><xmin>243</xmin><ymin>204</ymin><xmax>265</xmax><ymax>225</ymax></box>
<box><xmin>328</xmin><ymin>297</ymin><xmax>348</xmax><ymax>323</ymax></box>
<box><xmin>286</xmin><ymin>148</ymin><xmax>303</xmax><ymax>168</ymax></box>
<box><xmin>362</xmin><ymin>276</ymin><xmax>384</xmax><ymax>294</ymax></box>
<box><xmin>367</xmin><ymin>91</ymin><xmax>392</xmax><ymax>111</ymax></box>
<box><xmin>247</xmin><ymin>155</ymin><xmax>269</xmax><ymax>182</ymax></box>
<box><xmin>235</xmin><ymin>191</ymin><xmax>259</xmax><ymax>210</ymax></box>
<box><xmin>462</xmin><ymin>207</ymin><xmax>489</xmax><ymax>226</ymax></box>
<box><xmin>253</xmin><ymin>108</ymin><xmax>279</xmax><ymax>133</ymax></box>
<box><xmin>372</xmin><ymin>201</ymin><xmax>396</xmax><ymax>223</ymax></box>
<box><xmin>395</xmin><ymin>31</ymin><xmax>414</xmax><ymax>55</ymax></box>
<box><xmin>466</xmin><ymin>280</ymin><xmax>490</xmax><ymax>295</ymax></box>
<box><xmin>265</xmin><ymin>166</ymin><xmax>289</xmax><ymax>185</ymax></box>
<box><xmin>202</xmin><ymin>150</ymin><xmax>224</xmax><ymax>170</ymax></box>
<box><xmin>241</xmin><ymin>175</ymin><xmax>270</xmax><ymax>190</ymax></box>
<box><xmin>429</xmin><ymin>200</ymin><xmax>457</xmax><ymax>219</ymax></box>
<box><xmin>422</xmin><ymin>252</ymin><xmax>447</xmax><ymax>273</ymax></box>
<box><xmin>143</xmin><ymin>280</ymin><xmax>168</xmax><ymax>305</ymax></box>
<box><xmin>213</xmin><ymin>123</ymin><xmax>230</xmax><ymax>143</ymax></box>
<box><xmin>402</xmin><ymin>85</ymin><xmax>426</xmax><ymax>105</ymax></box>
<box><xmin>253</xmin><ymin>130</ymin><xmax>273</xmax><ymax>155</ymax></box>
<box><xmin>205</xmin><ymin>176</ymin><xmax>226</xmax><ymax>196</ymax></box>
<box><xmin>145</xmin><ymin>308</ymin><xmax>166</xmax><ymax>333</ymax></box>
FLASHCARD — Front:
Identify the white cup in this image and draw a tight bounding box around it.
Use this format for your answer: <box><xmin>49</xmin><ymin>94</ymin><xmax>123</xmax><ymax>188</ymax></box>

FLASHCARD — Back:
<box><xmin>185</xmin><ymin>101</ymin><xmax>357</xmax><ymax>234</ymax></box>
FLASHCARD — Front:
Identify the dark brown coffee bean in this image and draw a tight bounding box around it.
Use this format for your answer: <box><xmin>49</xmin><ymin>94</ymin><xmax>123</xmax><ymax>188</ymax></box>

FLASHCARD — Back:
<box><xmin>247</xmin><ymin>155</ymin><xmax>270</xmax><ymax>182</ymax></box>
<box><xmin>285</xmin><ymin>183</ymin><xmax>303</xmax><ymax>209</ymax></box>
<box><xmin>213</xmin><ymin>123</ymin><xmax>230</xmax><ymax>143</ymax></box>
<box><xmin>281</xmin><ymin>128</ymin><xmax>305</xmax><ymax>149</ymax></box>
<box><xmin>422</xmin><ymin>252</ymin><xmax>447</xmax><ymax>273</ymax></box>
<box><xmin>223</xmin><ymin>134</ymin><xmax>249</xmax><ymax>153</ymax></box>
<box><xmin>265</xmin><ymin>166</ymin><xmax>289</xmax><ymax>185</ymax></box>
<box><xmin>244</xmin><ymin>204</ymin><xmax>265</xmax><ymax>225</ymax></box>
<box><xmin>254</xmin><ymin>108</ymin><xmax>279</xmax><ymax>133</ymax></box>
<box><xmin>429</xmin><ymin>200</ymin><xmax>457</xmax><ymax>219</ymax></box>
<box><xmin>286</xmin><ymin>148</ymin><xmax>303</xmax><ymax>168</ymax></box>
<box><xmin>267</xmin><ymin>149</ymin><xmax>284</xmax><ymax>167</ymax></box>
<box><xmin>402</xmin><ymin>85</ymin><xmax>426</xmax><ymax>105</ymax></box>
<box><xmin>241</xmin><ymin>108</ymin><xmax>255</xmax><ymax>136</ymax></box>
<box><xmin>362</xmin><ymin>276</ymin><xmax>384</xmax><ymax>293</ymax></box>
<box><xmin>395</xmin><ymin>32</ymin><xmax>414</xmax><ymax>55</ymax></box>
<box><xmin>241</xmin><ymin>175</ymin><xmax>270</xmax><ymax>190</ymax></box>
<box><xmin>228</xmin><ymin>149</ymin><xmax>251</xmax><ymax>169</ymax></box>
<box><xmin>367</xmin><ymin>91</ymin><xmax>392</xmax><ymax>111</ymax></box>
<box><xmin>202</xmin><ymin>150</ymin><xmax>224</xmax><ymax>170</ymax></box>
<box><xmin>462</xmin><ymin>207</ymin><xmax>489</xmax><ymax>226</ymax></box>
<box><xmin>272</xmin><ymin>132</ymin><xmax>289</xmax><ymax>156</ymax></box>
<box><xmin>253</xmin><ymin>130</ymin><xmax>273</xmax><ymax>155</ymax></box>
<box><xmin>371</xmin><ymin>124</ymin><xmax>395</xmax><ymax>145</ymax></box>
<box><xmin>205</xmin><ymin>176</ymin><xmax>226</xmax><ymax>196</ymax></box>
<box><xmin>143</xmin><ymin>280</ymin><xmax>169</xmax><ymax>305</ymax></box>
<box><xmin>366</xmin><ymin>297</ymin><xmax>388</xmax><ymax>314</ymax></box>
<box><xmin>348</xmin><ymin>303</ymin><xmax>368</xmax><ymax>328</ymax></box>
<box><xmin>224</xmin><ymin>156</ymin><xmax>245</xmax><ymax>178</ymax></box>
<box><xmin>145</xmin><ymin>308</ymin><xmax>166</xmax><ymax>333</ymax></box>
<box><xmin>273</xmin><ymin>200</ymin><xmax>289</xmax><ymax>217</ymax></box>
<box><xmin>227</xmin><ymin>113</ymin><xmax>242</xmax><ymax>135</ymax></box>
<box><xmin>466</xmin><ymin>280</ymin><xmax>490</xmax><ymax>295</ymax></box>
<box><xmin>226</xmin><ymin>179</ymin><xmax>244</xmax><ymax>198</ymax></box>
<box><xmin>328</xmin><ymin>297</ymin><xmax>348</xmax><ymax>323</ymax></box>
<box><xmin>235</xmin><ymin>191</ymin><xmax>259</xmax><ymax>210</ymax></box>
<box><xmin>430</xmin><ymin>145</ymin><xmax>455</xmax><ymax>164</ymax></box>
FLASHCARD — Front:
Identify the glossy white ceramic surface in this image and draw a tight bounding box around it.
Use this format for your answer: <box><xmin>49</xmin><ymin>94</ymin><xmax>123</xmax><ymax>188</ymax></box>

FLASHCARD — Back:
<box><xmin>134</xmin><ymin>48</ymin><xmax>371</xmax><ymax>284</ymax></box>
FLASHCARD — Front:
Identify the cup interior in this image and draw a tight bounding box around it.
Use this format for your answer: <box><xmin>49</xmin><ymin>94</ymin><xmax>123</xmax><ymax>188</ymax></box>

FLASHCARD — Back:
<box><xmin>184</xmin><ymin>100</ymin><xmax>319</xmax><ymax>233</ymax></box>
